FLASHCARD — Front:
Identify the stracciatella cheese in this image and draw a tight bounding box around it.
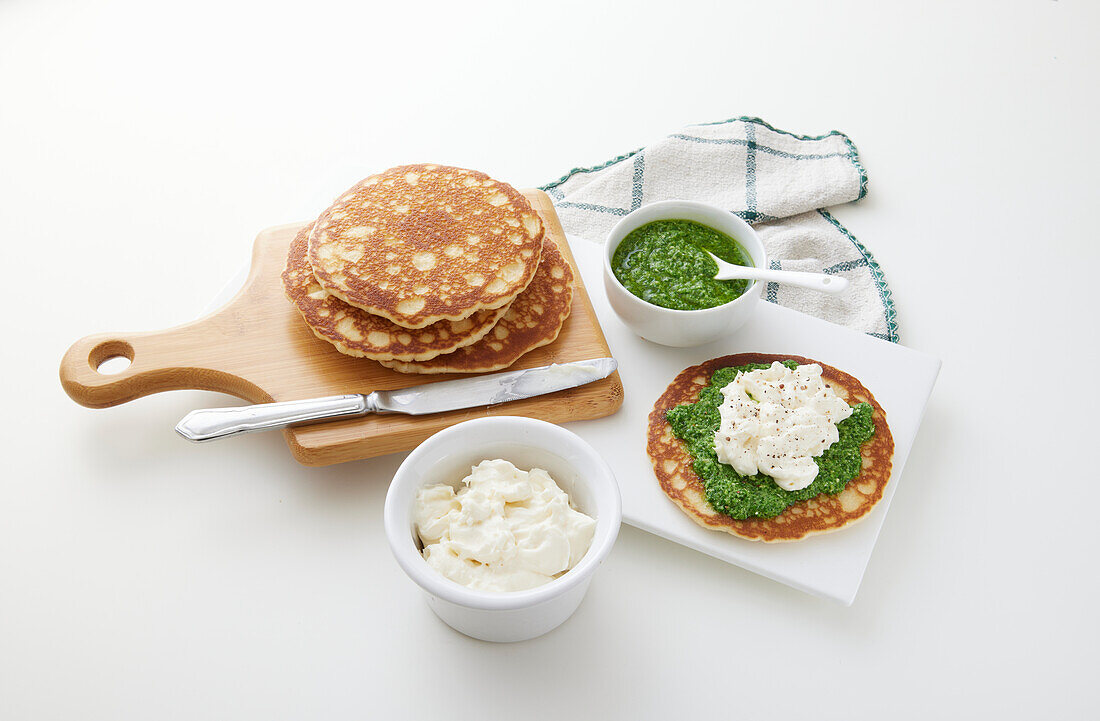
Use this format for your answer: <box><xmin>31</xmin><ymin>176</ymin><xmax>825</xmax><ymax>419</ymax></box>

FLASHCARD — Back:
<box><xmin>414</xmin><ymin>459</ymin><xmax>596</xmax><ymax>592</ymax></box>
<box><xmin>714</xmin><ymin>362</ymin><xmax>853</xmax><ymax>491</ymax></box>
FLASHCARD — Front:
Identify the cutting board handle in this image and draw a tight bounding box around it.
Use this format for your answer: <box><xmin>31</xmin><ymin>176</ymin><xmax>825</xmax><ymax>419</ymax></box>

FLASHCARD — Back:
<box><xmin>59</xmin><ymin>325</ymin><xmax>265</xmax><ymax>409</ymax></box>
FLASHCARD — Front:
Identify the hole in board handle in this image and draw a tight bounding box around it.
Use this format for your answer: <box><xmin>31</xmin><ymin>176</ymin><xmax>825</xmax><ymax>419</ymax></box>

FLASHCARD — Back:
<box><xmin>97</xmin><ymin>356</ymin><xmax>131</xmax><ymax>374</ymax></box>
<box><xmin>89</xmin><ymin>340</ymin><xmax>135</xmax><ymax>375</ymax></box>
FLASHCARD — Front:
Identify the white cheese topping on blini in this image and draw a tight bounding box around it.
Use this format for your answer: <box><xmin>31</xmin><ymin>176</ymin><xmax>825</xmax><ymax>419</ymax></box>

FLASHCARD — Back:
<box><xmin>713</xmin><ymin>362</ymin><xmax>853</xmax><ymax>491</ymax></box>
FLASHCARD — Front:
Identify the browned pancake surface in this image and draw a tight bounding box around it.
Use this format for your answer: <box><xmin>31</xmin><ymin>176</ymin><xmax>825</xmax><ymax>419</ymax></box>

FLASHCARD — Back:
<box><xmin>378</xmin><ymin>237</ymin><xmax>574</xmax><ymax>374</ymax></box>
<box><xmin>647</xmin><ymin>353</ymin><xmax>895</xmax><ymax>542</ymax></box>
<box><xmin>308</xmin><ymin>164</ymin><xmax>544</xmax><ymax>329</ymax></box>
<box><xmin>283</xmin><ymin>225</ymin><xmax>508</xmax><ymax>361</ymax></box>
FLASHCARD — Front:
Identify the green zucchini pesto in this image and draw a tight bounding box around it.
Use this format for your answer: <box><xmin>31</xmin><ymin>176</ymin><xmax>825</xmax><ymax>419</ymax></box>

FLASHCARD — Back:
<box><xmin>665</xmin><ymin>361</ymin><xmax>876</xmax><ymax>520</ymax></box>
<box><xmin>610</xmin><ymin>219</ymin><xmax>752</xmax><ymax>310</ymax></box>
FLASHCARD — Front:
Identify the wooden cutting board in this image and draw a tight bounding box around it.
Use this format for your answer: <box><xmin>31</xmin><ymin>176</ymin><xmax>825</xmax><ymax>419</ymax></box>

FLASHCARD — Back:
<box><xmin>59</xmin><ymin>190</ymin><xmax>623</xmax><ymax>465</ymax></box>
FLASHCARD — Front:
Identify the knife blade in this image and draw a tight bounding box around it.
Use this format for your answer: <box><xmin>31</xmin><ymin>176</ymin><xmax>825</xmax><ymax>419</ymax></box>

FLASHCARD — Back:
<box><xmin>174</xmin><ymin>357</ymin><xmax>617</xmax><ymax>442</ymax></box>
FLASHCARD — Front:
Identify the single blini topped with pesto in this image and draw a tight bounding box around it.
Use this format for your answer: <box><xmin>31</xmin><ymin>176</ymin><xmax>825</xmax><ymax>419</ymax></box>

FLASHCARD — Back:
<box><xmin>647</xmin><ymin>353</ymin><xmax>895</xmax><ymax>542</ymax></box>
<box><xmin>610</xmin><ymin>219</ymin><xmax>753</xmax><ymax>310</ymax></box>
<box><xmin>669</xmin><ymin>360</ymin><xmax>873</xmax><ymax>519</ymax></box>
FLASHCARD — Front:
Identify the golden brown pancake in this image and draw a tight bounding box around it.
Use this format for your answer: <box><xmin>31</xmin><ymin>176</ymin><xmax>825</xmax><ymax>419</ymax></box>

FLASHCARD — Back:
<box><xmin>378</xmin><ymin>237</ymin><xmax>574</xmax><ymax>374</ymax></box>
<box><xmin>283</xmin><ymin>224</ymin><xmax>509</xmax><ymax>362</ymax></box>
<box><xmin>647</xmin><ymin>353</ymin><xmax>895</xmax><ymax>542</ymax></box>
<box><xmin>308</xmin><ymin>164</ymin><xmax>544</xmax><ymax>329</ymax></box>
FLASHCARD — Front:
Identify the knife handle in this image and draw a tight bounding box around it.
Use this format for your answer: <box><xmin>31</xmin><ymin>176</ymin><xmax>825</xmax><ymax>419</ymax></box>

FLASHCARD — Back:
<box><xmin>175</xmin><ymin>394</ymin><xmax>374</xmax><ymax>442</ymax></box>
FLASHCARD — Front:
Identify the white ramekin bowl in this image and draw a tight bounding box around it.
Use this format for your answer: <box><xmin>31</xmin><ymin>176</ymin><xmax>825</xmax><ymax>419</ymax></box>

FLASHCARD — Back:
<box><xmin>603</xmin><ymin>200</ymin><xmax>767</xmax><ymax>347</ymax></box>
<box><xmin>383</xmin><ymin>416</ymin><xmax>622</xmax><ymax>643</ymax></box>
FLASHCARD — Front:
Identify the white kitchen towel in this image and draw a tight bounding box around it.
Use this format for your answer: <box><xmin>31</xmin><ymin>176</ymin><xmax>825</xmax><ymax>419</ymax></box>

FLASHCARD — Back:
<box><xmin>542</xmin><ymin>117</ymin><xmax>898</xmax><ymax>342</ymax></box>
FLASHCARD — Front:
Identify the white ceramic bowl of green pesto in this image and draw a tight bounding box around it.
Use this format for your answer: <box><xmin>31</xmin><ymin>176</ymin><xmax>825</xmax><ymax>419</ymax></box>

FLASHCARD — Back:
<box><xmin>602</xmin><ymin>200</ymin><xmax>767</xmax><ymax>347</ymax></box>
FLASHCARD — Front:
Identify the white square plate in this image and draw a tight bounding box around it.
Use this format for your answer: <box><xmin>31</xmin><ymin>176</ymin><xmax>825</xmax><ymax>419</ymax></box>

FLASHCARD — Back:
<box><xmin>565</xmin><ymin>236</ymin><xmax>941</xmax><ymax>604</ymax></box>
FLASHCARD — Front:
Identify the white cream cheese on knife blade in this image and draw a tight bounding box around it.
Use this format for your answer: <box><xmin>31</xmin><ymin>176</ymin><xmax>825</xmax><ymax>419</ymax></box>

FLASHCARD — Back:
<box><xmin>415</xmin><ymin>460</ymin><xmax>596</xmax><ymax>592</ymax></box>
<box><xmin>713</xmin><ymin>362</ymin><xmax>853</xmax><ymax>491</ymax></box>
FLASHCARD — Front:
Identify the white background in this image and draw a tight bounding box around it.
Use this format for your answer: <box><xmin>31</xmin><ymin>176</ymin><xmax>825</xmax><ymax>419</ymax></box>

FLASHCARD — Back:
<box><xmin>1</xmin><ymin>1</ymin><xmax>1096</xmax><ymax>718</ymax></box>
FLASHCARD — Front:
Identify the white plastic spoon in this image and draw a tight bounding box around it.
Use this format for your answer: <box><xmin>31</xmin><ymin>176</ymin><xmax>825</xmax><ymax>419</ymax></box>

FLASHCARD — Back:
<box><xmin>704</xmin><ymin>250</ymin><xmax>848</xmax><ymax>295</ymax></box>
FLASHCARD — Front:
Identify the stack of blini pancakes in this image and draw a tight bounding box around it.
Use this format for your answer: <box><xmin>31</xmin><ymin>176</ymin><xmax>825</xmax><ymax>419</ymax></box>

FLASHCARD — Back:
<box><xmin>282</xmin><ymin>164</ymin><xmax>574</xmax><ymax>374</ymax></box>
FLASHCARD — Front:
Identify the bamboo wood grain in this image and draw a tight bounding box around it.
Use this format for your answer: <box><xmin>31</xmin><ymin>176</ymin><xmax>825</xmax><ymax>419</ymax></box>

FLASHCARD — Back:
<box><xmin>59</xmin><ymin>190</ymin><xmax>624</xmax><ymax>465</ymax></box>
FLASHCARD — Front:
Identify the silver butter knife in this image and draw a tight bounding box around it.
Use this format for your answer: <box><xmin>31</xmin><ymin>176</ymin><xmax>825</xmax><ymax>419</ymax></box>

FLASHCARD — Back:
<box><xmin>175</xmin><ymin>357</ymin><xmax>617</xmax><ymax>442</ymax></box>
